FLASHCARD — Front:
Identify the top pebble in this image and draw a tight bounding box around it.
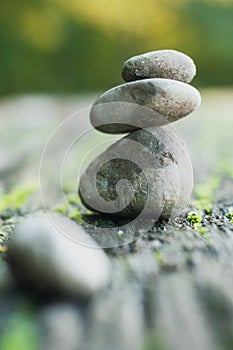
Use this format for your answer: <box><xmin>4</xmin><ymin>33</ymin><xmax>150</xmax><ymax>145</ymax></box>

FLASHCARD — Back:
<box><xmin>122</xmin><ymin>49</ymin><xmax>196</xmax><ymax>84</ymax></box>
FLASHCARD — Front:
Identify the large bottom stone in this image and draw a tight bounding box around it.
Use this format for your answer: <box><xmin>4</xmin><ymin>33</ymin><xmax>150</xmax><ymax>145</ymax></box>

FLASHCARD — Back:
<box><xmin>79</xmin><ymin>126</ymin><xmax>193</xmax><ymax>221</ymax></box>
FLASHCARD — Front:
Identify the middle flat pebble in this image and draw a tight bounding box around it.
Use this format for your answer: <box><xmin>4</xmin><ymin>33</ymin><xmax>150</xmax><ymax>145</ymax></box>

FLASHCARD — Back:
<box><xmin>90</xmin><ymin>78</ymin><xmax>201</xmax><ymax>134</ymax></box>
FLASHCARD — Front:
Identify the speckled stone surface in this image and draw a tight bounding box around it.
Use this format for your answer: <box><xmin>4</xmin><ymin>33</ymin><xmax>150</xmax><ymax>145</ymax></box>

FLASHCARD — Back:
<box><xmin>90</xmin><ymin>78</ymin><xmax>201</xmax><ymax>133</ymax></box>
<box><xmin>79</xmin><ymin>127</ymin><xmax>193</xmax><ymax>220</ymax></box>
<box><xmin>122</xmin><ymin>50</ymin><xmax>196</xmax><ymax>83</ymax></box>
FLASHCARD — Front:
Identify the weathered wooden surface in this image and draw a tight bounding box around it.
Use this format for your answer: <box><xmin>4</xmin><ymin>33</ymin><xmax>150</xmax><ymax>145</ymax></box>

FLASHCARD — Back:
<box><xmin>0</xmin><ymin>90</ymin><xmax>233</xmax><ymax>350</ymax></box>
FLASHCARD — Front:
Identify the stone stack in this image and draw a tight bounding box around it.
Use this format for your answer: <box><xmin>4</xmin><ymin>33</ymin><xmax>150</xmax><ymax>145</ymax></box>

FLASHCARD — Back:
<box><xmin>79</xmin><ymin>50</ymin><xmax>201</xmax><ymax>220</ymax></box>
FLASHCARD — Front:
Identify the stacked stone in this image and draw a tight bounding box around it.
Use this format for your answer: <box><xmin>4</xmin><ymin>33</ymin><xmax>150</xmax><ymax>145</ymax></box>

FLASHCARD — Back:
<box><xmin>79</xmin><ymin>50</ymin><xmax>201</xmax><ymax>220</ymax></box>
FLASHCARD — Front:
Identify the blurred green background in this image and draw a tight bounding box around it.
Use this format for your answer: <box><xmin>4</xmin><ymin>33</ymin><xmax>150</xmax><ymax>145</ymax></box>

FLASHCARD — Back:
<box><xmin>0</xmin><ymin>0</ymin><xmax>233</xmax><ymax>96</ymax></box>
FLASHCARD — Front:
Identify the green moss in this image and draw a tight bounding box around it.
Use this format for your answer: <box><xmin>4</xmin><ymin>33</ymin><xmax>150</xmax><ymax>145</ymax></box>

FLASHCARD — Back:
<box><xmin>0</xmin><ymin>311</ymin><xmax>40</xmax><ymax>350</ymax></box>
<box><xmin>154</xmin><ymin>251</ymin><xmax>164</xmax><ymax>265</ymax></box>
<box><xmin>54</xmin><ymin>192</ymin><xmax>93</xmax><ymax>222</ymax></box>
<box><xmin>226</xmin><ymin>212</ymin><xmax>233</xmax><ymax>224</ymax></box>
<box><xmin>67</xmin><ymin>194</ymin><xmax>82</xmax><ymax>206</ymax></box>
<box><xmin>192</xmin><ymin>198</ymin><xmax>213</xmax><ymax>214</ymax></box>
<box><xmin>193</xmin><ymin>223</ymin><xmax>207</xmax><ymax>235</ymax></box>
<box><xmin>204</xmin><ymin>206</ymin><xmax>213</xmax><ymax>215</ymax></box>
<box><xmin>54</xmin><ymin>203</ymin><xmax>69</xmax><ymax>215</ymax></box>
<box><xmin>187</xmin><ymin>211</ymin><xmax>207</xmax><ymax>235</ymax></box>
<box><xmin>54</xmin><ymin>203</ymin><xmax>85</xmax><ymax>223</ymax></box>
<box><xmin>68</xmin><ymin>208</ymin><xmax>84</xmax><ymax>222</ymax></box>
<box><xmin>187</xmin><ymin>211</ymin><xmax>202</xmax><ymax>225</ymax></box>
<box><xmin>0</xmin><ymin>184</ymin><xmax>36</xmax><ymax>214</ymax></box>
